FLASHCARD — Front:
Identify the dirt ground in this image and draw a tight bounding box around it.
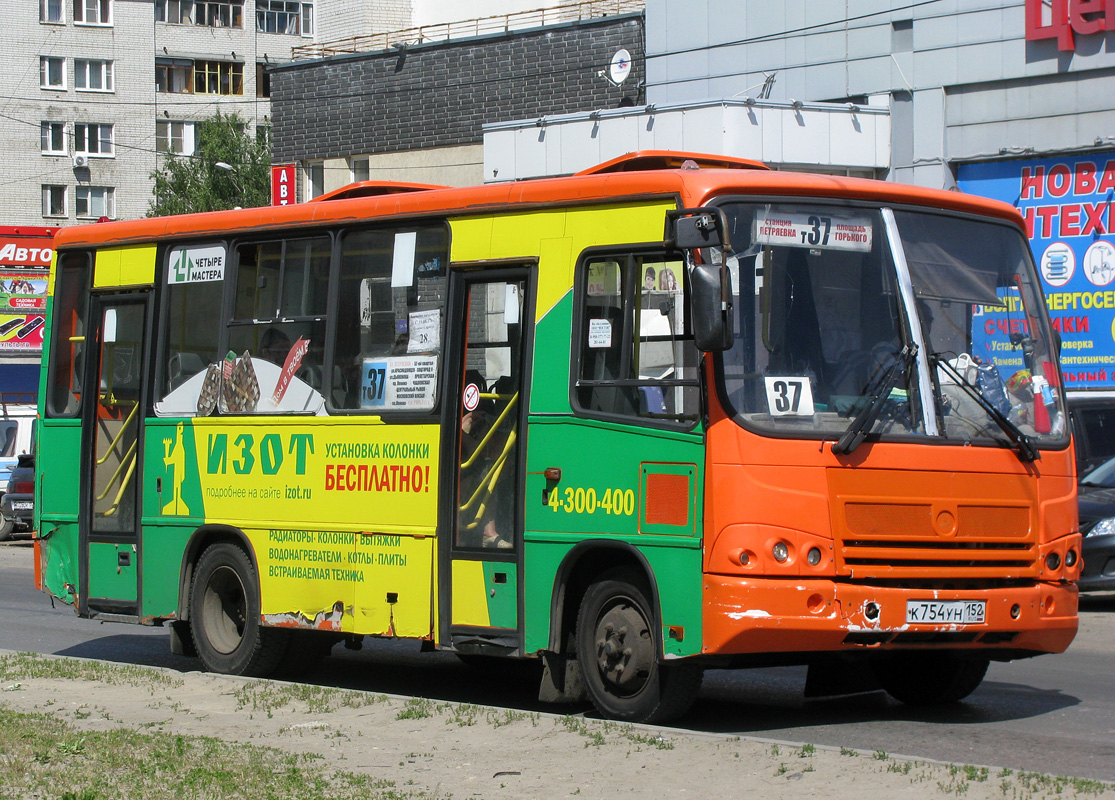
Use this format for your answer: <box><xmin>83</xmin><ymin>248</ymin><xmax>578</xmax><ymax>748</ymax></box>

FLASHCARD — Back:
<box><xmin>0</xmin><ymin>650</ymin><xmax>1112</xmax><ymax>800</ymax></box>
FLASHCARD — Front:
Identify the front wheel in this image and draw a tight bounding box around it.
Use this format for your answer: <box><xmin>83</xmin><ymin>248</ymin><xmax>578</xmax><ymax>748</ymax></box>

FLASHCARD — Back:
<box><xmin>575</xmin><ymin>569</ymin><xmax>702</xmax><ymax>724</ymax></box>
<box><xmin>189</xmin><ymin>542</ymin><xmax>286</xmax><ymax>677</ymax></box>
<box><xmin>873</xmin><ymin>654</ymin><xmax>989</xmax><ymax>706</ymax></box>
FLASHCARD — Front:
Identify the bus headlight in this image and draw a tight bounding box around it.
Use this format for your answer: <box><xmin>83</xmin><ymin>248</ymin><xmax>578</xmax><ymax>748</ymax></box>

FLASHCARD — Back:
<box><xmin>772</xmin><ymin>542</ymin><xmax>789</xmax><ymax>563</ymax></box>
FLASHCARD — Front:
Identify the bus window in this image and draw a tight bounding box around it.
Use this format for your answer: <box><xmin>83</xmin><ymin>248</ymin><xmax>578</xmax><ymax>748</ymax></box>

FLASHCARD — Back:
<box><xmin>157</xmin><ymin>243</ymin><xmax>225</xmax><ymax>405</ymax></box>
<box><xmin>333</xmin><ymin>224</ymin><xmax>448</xmax><ymax>412</ymax></box>
<box><xmin>224</xmin><ymin>236</ymin><xmax>331</xmax><ymax>414</ymax></box>
<box><xmin>575</xmin><ymin>252</ymin><xmax>699</xmax><ymax>426</ymax></box>
<box><xmin>46</xmin><ymin>251</ymin><xmax>92</xmax><ymax>418</ymax></box>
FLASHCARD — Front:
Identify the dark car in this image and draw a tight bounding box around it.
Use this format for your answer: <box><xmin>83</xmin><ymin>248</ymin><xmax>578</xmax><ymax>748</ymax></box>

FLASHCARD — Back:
<box><xmin>1077</xmin><ymin>454</ymin><xmax>1115</xmax><ymax>592</ymax></box>
<box><xmin>1067</xmin><ymin>391</ymin><xmax>1115</xmax><ymax>478</ymax></box>
<box><xmin>0</xmin><ymin>452</ymin><xmax>34</xmax><ymax>541</ymax></box>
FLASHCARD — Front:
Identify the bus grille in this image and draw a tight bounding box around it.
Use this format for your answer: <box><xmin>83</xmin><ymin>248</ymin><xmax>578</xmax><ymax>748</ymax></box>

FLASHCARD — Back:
<box><xmin>836</xmin><ymin>502</ymin><xmax>1038</xmax><ymax>578</ymax></box>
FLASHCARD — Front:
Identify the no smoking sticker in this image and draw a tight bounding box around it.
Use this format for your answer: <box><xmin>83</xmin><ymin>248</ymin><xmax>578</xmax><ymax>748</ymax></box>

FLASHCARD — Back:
<box><xmin>463</xmin><ymin>382</ymin><xmax>480</xmax><ymax>411</ymax></box>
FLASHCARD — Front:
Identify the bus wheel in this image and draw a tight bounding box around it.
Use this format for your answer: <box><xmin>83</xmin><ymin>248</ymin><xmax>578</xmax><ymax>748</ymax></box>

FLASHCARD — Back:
<box><xmin>575</xmin><ymin>569</ymin><xmax>702</xmax><ymax>724</ymax></box>
<box><xmin>189</xmin><ymin>543</ymin><xmax>286</xmax><ymax>677</ymax></box>
<box><xmin>873</xmin><ymin>654</ymin><xmax>989</xmax><ymax>706</ymax></box>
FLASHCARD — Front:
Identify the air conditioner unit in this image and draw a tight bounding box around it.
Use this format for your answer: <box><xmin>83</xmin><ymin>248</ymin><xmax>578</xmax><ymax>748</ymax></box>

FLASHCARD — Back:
<box><xmin>72</xmin><ymin>154</ymin><xmax>89</xmax><ymax>168</ymax></box>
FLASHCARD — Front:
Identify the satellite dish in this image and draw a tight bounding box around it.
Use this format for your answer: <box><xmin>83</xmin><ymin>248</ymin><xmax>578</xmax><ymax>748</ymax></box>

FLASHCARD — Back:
<box><xmin>608</xmin><ymin>49</ymin><xmax>631</xmax><ymax>85</ymax></box>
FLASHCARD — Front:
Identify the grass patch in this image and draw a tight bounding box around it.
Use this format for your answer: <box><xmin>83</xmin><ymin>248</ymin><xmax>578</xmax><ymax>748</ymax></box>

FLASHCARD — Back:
<box><xmin>233</xmin><ymin>680</ymin><xmax>385</xmax><ymax>715</ymax></box>
<box><xmin>0</xmin><ymin>653</ymin><xmax>181</xmax><ymax>691</ymax></box>
<box><xmin>0</xmin><ymin>706</ymin><xmax>437</xmax><ymax>800</ymax></box>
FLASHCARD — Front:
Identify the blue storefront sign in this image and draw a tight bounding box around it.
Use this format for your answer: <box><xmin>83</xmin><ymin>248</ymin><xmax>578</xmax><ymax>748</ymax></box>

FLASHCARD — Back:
<box><xmin>958</xmin><ymin>154</ymin><xmax>1115</xmax><ymax>389</ymax></box>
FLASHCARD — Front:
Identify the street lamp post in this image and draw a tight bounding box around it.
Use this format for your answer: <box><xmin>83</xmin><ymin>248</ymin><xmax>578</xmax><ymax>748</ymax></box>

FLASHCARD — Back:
<box><xmin>214</xmin><ymin>161</ymin><xmax>243</xmax><ymax>209</ymax></box>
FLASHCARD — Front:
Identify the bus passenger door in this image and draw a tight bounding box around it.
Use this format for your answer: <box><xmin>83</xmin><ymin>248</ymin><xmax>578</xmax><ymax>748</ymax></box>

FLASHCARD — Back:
<box><xmin>80</xmin><ymin>294</ymin><xmax>149</xmax><ymax>619</ymax></box>
<box><xmin>442</xmin><ymin>270</ymin><xmax>532</xmax><ymax>654</ymax></box>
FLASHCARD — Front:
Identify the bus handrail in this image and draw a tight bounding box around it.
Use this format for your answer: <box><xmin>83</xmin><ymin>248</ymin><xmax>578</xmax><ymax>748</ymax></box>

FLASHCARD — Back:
<box><xmin>95</xmin><ymin>403</ymin><xmax>138</xmax><ymax>466</ymax></box>
<box><xmin>460</xmin><ymin>427</ymin><xmax>517</xmax><ymax>529</ymax></box>
<box><xmin>94</xmin><ymin>438</ymin><xmax>137</xmax><ymax>503</ymax></box>
<box><xmin>460</xmin><ymin>392</ymin><xmax>518</xmax><ymax>471</ymax></box>
<box><xmin>98</xmin><ymin>452</ymin><xmax>137</xmax><ymax>518</ymax></box>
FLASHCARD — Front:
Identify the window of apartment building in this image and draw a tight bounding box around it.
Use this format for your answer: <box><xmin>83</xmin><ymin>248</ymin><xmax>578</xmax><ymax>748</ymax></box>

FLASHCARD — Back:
<box><xmin>304</xmin><ymin>161</ymin><xmax>323</xmax><ymax>200</ymax></box>
<box><xmin>194</xmin><ymin>60</ymin><xmax>243</xmax><ymax>95</ymax></box>
<box><xmin>256</xmin><ymin>63</ymin><xmax>271</xmax><ymax>97</ymax></box>
<box><xmin>76</xmin><ymin>186</ymin><xmax>114</xmax><ymax>219</ymax></box>
<box><xmin>156</xmin><ymin>120</ymin><xmax>196</xmax><ymax>155</ymax></box>
<box><xmin>157</xmin><ymin>1</ymin><xmax>244</xmax><ymax>28</ymax></box>
<box><xmin>41</xmin><ymin>0</ymin><xmax>64</xmax><ymax>23</ymax></box>
<box><xmin>156</xmin><ymin>59</ymin><xmax>193</xmax><ymax>93</ymax></box>
<box><xmin>42</xmin><ymin>186</ymin><xmax>67</xmax><ymax>218</ymax></box>
<box><xmin>257</xmin><ymin>0</ymin><xmax>312</xmax><ymax>36</ymax></box>
<box><xmin>75</xmin><ymin>59</ymin><xmax>113</xmax><ymax>92</ymax></box>
<box><xmin>74</xmin><ymin>0</ymin><xmax>112</xmax><ymax>25</ymax></box>
<box><xmin>40</xmin><ymin>57</ymin><xmax>65</xmax><ymax>90</ymax></box>
<box><xmin>41</xmin><ymin>122</ymin><xmax>66</xmax><ymax>154</ymax></box>
<box><xmin>74</xmin><ymin>123</ymin><xmax>113</xmax><ymax>156</ymax></box>
<box><xmin>350</xmin><ymin>157</ymin><xmax>370</xmax><ymax>183</ymax></box>
<box><xmin>256</xmin><ymin>125</ymin><xmax>270</xmax><ymax>148</ymax></box>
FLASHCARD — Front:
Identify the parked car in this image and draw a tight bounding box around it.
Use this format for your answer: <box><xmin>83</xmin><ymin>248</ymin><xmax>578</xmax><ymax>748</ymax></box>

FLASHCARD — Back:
<box><xmin>1067</xmin><ymin>391</ymin><xmax>1115</xmax><ymax>479</ymax></box>
<box><xmin>1078</xmin><ymin>454</ymin><xmax>1115</xmax><ymax>592</ymax></box>
<box><xmin>0</xmin><ymin>397</ymin><xmax>35</xmax><ymax>541</ymax></box>
<box><xmin>0</xmin><ymin>452</ymin><xmax>34</xmax><ymax>541</ymax></box>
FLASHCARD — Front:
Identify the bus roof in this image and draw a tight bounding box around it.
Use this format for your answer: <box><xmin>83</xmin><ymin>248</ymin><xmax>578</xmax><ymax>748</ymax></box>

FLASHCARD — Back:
<box><xmin>51</xmin><ymin>151</ymin><xmax>1027</xmax><ymax>250</ymax></box>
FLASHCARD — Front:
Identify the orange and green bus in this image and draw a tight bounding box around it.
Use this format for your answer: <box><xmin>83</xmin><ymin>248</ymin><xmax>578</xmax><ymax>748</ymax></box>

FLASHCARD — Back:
<box><xmin>34</xmin><ymin>151</ymin><xmax>1080</xmax><ymax>723</ymax></box>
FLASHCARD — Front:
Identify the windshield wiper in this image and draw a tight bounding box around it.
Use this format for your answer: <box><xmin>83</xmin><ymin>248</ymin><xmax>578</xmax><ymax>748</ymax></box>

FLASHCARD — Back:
<box><xmin>832</xmin><ymin>343</ymin><xmax>917</xmax><ymax>457</ymax></box>
<box><xmin>934</xmin><ymin>355</ymin><xmax>1040</xmax><ymax>463</ymax></box>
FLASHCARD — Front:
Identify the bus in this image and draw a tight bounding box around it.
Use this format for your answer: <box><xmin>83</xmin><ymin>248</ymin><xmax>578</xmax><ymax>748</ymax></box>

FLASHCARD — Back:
<box><xmin>34</xmin><ymin>151</ymin><xmax>1080</xmax><ymax>723</ymax></box>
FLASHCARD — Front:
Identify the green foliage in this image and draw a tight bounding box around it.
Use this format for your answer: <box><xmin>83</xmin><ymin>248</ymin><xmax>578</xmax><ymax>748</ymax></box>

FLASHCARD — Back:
<box><xmin>148</xmin><ymin>111</ymin><xmax>270</xmax><ymax>216</ymax></box>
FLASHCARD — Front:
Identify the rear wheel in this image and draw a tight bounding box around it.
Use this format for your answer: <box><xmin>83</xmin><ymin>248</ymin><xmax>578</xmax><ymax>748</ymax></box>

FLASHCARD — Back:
<box><xmin>575</xmin><ymin>569</ymin><xmax>702</xmax><ymax>724</ymax></box>
<box><xmin>0</xmin><ymin>515</ymin><xmax>13</xmax><ymax>542</ymax></box>
<box><xmin>873</xmin><ymin>654</ymin><xmax>989</xmax><ymax>706</ymax></box>
<box><xmin>189</xmin><ymin>542</ymin><xmax>286</xmax><ymax>677</ymax></box>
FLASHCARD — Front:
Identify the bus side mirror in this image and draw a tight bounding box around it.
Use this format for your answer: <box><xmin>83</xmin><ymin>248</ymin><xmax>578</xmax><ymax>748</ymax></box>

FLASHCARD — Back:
<box><xmin>667</xmin><ymin>208</ymin><xmax>734</xmax><ymax>352</ymax></box>
<box><xmin>690</xmin><ymin>260</ymin><xmax>733</xmax><ymax>351</ymax></box>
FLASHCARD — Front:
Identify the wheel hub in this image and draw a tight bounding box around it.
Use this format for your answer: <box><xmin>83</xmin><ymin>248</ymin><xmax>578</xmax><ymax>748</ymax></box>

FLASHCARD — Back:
<box><xmin>593</xmin><ymin>600</ymin><xmax>653</xmax><ymax>694</ymax></box>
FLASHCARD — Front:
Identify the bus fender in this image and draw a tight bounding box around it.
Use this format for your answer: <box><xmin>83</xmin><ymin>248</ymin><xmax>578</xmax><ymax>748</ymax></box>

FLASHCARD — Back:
<box><xmin>176</xmin><ymin>524</ymin><xmax>257</xmax><ymax>623</ymax></box>
<box><xmin>547</xmin><ymin>540</ymin><xmax>664</xmax><ymax>659</ymax></box>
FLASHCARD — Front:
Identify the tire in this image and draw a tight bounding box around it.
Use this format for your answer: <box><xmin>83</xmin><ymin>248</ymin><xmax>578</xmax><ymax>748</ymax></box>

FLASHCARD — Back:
<box><xmin>0</xmin><ymin>515</ymin><xmax>13</xmax><ymax>542</ymax></box>
<box><xmin>873</xmin><ymin>654</ymin><xmax>989</xmax><ymax>706</ymax></box>
<box><xmin>189</xmin><ymin>542</ymin><xmax>286</xmax><ymax>677</ymax></box>
<box><xmin>575</xmin><ymin>569</ymin><xmax>702</xmax><ymax>724</ymax></box>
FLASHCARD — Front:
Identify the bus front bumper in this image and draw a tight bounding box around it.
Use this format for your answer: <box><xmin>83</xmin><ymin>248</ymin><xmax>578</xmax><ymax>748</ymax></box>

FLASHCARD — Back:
<box><xmin>702</xmin><ymin>575</ymin><xmax>1079</xmax><ymax>658</ymax></box>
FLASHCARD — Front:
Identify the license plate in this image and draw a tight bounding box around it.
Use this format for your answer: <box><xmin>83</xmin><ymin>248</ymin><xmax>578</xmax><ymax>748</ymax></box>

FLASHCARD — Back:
<box><xmin>10</xmin><ymin>501</ymin><xmax>32</xmax><ymax>511</ymax></box>
<box><xmin>905</xmin><ymin>600</ymin><xmax>985</xmax><ymax>624</ymax></box>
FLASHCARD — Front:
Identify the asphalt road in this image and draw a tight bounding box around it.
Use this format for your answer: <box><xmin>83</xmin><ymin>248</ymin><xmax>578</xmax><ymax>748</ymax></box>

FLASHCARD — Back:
<box><xmin>2</xmin><ymin>538</ymin><xmax>1113</xmax><ymax>781</ymax></box>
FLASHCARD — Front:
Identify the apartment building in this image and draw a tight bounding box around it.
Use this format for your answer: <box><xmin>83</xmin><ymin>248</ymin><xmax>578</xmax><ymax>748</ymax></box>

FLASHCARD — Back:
<box><xmin>3</xmin><ymin>0</ymin><xmax>314</xmax><ymax>227</ymax></box>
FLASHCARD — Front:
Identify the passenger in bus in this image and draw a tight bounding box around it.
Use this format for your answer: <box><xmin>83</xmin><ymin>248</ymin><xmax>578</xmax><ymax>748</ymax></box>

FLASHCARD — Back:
<box><xmin>260</xmin><ymin>327</ymin><xmax>292</xmax><ymax>365</ymax></box>
<box><xmin>459</xmin><ymin>371</ymin><xmax>512</xmax><ymax>550</ymax></box>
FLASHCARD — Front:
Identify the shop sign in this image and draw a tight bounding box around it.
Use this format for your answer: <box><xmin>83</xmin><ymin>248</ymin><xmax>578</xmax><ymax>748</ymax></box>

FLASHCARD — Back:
<box><xmin>272</xmin><ymin>164</ymin><xmax>296</xmax><ymax>206</ymax></box>
<box><xmin>958</xmin><ymin>154</ymin><xmax>1115</xmax><ymax>389</ymax></box>
<box><xmin>1025</xmin><ymin>0</ymin><xmax>1115</xmax><ymax>51</ymax></box>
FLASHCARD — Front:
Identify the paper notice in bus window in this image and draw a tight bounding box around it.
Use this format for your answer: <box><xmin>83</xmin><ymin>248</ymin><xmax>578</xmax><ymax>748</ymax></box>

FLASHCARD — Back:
<box><xmin>588</xmin><ymin>318</ymin><xmax>612</xmax><ymax>348</ymax></box>
<box><xmin>359</xmin><ymin>279</ymin><xmax>372</xmax><ymax>329</ymax></box>
<box><xmin>391</xmin><ymin>231</ymin><xmax>417</xmax><ymax>287</ymax></box>
<box><xmin>361</xmin><ymin>355</ymin><xmax>437</xmax><ymax>411</ymax></box>
<box><xmin>753</xmin><ymin>212</ymin><xmax>873</xmax><ymax>252</ymax></box>
<box><xmin>764</xmin><ymin>376</ymin><xmax>815</xmax><ymax>416</ymax></box>
<box><xmin>167</xmin><ymin>245</ymin><xmax>226</xmax><ymax>284</ymax></box>
<box><xmin>407</xmin><ymin>308</ymin><xmax>440</xmax><ymax>353</ymax></box>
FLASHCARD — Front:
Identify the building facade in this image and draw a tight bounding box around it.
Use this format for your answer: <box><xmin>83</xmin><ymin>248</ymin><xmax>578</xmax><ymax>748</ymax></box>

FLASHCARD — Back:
<box><xmin>3</xmin><ymin>0</ymin><xmax>316</xmax><ymax>228</ymax></box>
<box><xmin>270</xmin><ymin>7</ymin><xmax>646</xmax><ymax>194</ymax></box>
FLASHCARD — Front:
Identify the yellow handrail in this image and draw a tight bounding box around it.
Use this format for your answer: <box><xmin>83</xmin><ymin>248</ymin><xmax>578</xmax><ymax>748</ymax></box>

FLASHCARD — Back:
<box><xmin>460</xmin><ymin>392</ymin><xmax>518</xmax><ymax>470</ymax></box>
<box><xmin>95</xmin><ymin>438</ymin><xmax>137</xmax><ymax>502</ymax></box>
<box><xmin>98</xmin><ymin>452</ymin><xmax>137</xmax><ymax>518</ymax></box>
<box><xmin>95</xmin><ymin>403</ymin><xmax>139</xmax><ymax>466</ymax></box>
<box><xmin>460</xmin><ymin>427</ymin><xmax>517</xmax><ymax>529</ymax></box>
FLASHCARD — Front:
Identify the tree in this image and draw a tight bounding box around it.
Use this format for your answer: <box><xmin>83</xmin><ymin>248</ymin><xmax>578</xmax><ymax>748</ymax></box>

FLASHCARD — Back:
<box><xmin>148</xmin><ymin>111</ymin><xmax>271</xmax><ymax>216</ymax></box>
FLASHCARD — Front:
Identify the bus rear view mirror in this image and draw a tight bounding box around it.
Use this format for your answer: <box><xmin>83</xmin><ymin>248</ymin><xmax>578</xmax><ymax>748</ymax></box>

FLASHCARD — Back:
<box><xmin>667</xmin><ymin>207</ymin><xmax>731</xmax><ymax>251</ymax></box>
<box><xmin>690</xmin><ymin>261</ymin><xmax>733</xmax><ymax>351</ymax></box>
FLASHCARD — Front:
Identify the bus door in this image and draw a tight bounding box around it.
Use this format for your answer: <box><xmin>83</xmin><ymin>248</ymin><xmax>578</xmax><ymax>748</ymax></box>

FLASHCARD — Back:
<box><xmin>80</xmin><ymin>293</ymin><xmax>149</xmax><ymax>618</ymax></box>
<box><xmin>443</xmin><ymin>269</ymin><xmax>532</xmax><ymax>653</ymax></box>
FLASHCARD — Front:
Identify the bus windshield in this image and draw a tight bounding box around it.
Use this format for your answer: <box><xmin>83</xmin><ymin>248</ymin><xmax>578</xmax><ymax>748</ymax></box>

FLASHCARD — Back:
<box><xmin>718</xmin><ymin>201</ymin><xmax>1067</xmax><ymax>451</ymax></box>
